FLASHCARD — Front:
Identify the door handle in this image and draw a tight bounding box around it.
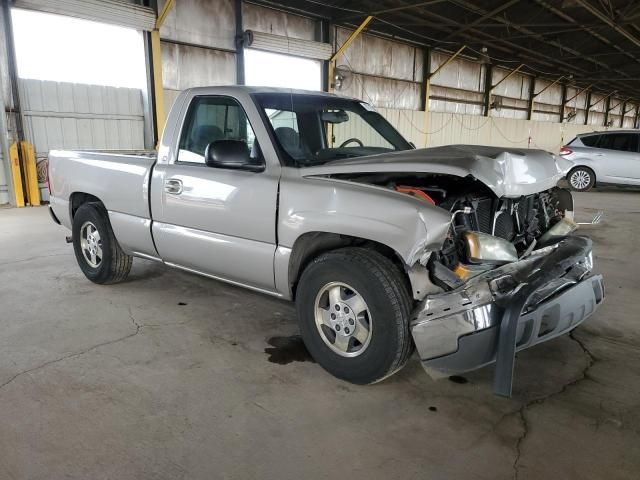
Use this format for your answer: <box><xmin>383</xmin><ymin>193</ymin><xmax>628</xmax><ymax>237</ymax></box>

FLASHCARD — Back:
<box><xmin>164</xmin><ymin>178</ymin><xmax>183</xmax><ymax>195</ymax></box>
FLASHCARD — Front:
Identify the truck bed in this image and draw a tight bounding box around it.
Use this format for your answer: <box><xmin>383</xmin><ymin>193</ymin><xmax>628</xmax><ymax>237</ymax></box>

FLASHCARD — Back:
<box><xmin>49</xmin><ymin>149</ymin><xmax>157</xmax><ymax>228</ymax></box>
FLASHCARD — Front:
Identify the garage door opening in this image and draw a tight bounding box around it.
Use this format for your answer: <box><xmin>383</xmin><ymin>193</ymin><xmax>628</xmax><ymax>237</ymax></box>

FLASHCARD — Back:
<box><xmin>10</xmin><ymin>8</ymin><xmax>146</xmax><ymax>88</ymax></box>
<box><xmin>244</xmin><ymin>48</ymin><xmax>321</xmax><ymax>91</ymax></box>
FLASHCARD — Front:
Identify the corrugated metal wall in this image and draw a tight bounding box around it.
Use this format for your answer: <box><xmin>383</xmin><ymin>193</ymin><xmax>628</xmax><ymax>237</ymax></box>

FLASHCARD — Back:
<box><xmin>335</xmin><ymin>27</ymin><xmax>423</xmax><ymax>110</ymax></box>
<box><xmin>20</xmin><ymin>79</ymin><xmax>144</xmax><ymax>153</ymax></box>
<box><xmin>19</xmin><ymin>78</ymin><xmax>145</xmax><ymax>200</ymax></box>
<box><xmin>158</xmin><ymin>0</ymin><xmax>237</xmax><ymax>121</ymax></box>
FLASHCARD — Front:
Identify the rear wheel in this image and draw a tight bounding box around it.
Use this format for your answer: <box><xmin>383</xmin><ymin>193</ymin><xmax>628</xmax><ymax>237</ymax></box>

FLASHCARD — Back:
<box><xmin>295</xmin><ymin>247</ymin><xmax>413</xmax><ymax>384</ymax></box>
<box><xmin>568</xmin><ymin>166</ymin><xmax>595</xmax><ymax>191</ymax></box>
<box><xmin>72</xmin><ymin>203</ymin><xmax>132</xmax><ymax>284</ymax></box>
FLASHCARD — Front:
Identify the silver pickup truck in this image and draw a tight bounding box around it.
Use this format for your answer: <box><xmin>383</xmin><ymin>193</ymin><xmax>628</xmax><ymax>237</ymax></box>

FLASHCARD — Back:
<box><xmin>48</xmin><ymin>86</ymin><xmax>604</xmax><ymax>395</ymax></box>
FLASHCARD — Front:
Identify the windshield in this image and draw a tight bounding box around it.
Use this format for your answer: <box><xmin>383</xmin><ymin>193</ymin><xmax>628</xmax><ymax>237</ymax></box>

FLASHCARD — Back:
<box><xmin>253</xmin><ymin>92</ymin><xmax>412</xmax><ymax>167</ymax></box>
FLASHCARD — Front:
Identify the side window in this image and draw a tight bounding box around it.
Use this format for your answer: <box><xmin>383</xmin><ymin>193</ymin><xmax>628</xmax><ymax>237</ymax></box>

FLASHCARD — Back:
<box><xmin>178</xmin><ymin>96</ymin><xmax>260</xmax><ymax>164</ymax></box>
<box><xmin>598</xmin><ymin>133</ymin><xmax>638</xmax><ymax>152</ymax></box>
<box><xmin>580</xmin><ymin>135</ymin><xmax>600</xmax><ymax>147</ymax></box>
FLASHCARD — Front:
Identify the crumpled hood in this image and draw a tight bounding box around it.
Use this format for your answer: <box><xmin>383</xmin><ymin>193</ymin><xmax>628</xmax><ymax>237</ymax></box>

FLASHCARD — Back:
<box><xmin>301</xmin><ymin>145</ymin><xmax>563</xmax><ymax>198</ymax></box>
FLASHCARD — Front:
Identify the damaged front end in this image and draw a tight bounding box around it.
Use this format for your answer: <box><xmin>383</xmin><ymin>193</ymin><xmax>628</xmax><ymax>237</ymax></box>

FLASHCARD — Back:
<box><xmin>402</xmin><ymin>182</ymin><xmax>604</xmax><ymax>396</ymax></box>
<box><xmin>412</xmin><ymin>236</ymin><xmax>603</xmax><ymax>396</ymax></box>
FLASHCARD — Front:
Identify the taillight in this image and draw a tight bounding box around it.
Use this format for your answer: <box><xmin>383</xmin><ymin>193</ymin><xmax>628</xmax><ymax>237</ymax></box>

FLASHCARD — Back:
<box><xmin>559</xmin><ymin>146</ymin><xmax>572</xmax><ymax>156</ymax></box>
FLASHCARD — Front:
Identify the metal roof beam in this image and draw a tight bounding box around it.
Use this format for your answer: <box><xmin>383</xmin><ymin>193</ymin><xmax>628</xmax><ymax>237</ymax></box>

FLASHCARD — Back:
<box><xmin>574</xmin><ymin>0</ymin><xmax>640</xmax><ymax>49</ymax></box>
<box><xmin>533</xmin><ymin>0</ymin><xmax>640</xmax><ymax>73</ymax></box>
<box><xmin>443</xmin><ymin>0</ymin><xmax>521</xmax><ymax>40</ymax></box>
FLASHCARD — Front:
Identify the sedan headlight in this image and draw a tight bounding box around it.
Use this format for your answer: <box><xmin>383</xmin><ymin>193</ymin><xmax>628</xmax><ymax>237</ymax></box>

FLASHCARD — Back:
<box><xmin>462</xmin><ymin>231</ymin><xmax>518</xmax><ymax>265</ymax></box>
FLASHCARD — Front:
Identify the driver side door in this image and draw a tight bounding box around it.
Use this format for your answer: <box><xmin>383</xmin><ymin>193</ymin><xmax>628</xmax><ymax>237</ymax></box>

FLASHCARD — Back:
<box><xmin>151</xmin><ymin>95</ymin><xmax>281</xmax><ymax>293</ymax></box>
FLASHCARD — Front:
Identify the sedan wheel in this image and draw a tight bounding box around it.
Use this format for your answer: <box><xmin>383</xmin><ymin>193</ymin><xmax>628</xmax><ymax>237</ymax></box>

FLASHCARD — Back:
<box><xmin>568</xmin><ymin>167</ymin><xmax>595</xmax><ymax>192</ymax></box>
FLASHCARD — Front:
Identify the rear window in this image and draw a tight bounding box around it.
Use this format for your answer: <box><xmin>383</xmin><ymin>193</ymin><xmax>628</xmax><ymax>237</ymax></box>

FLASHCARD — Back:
<box><xmin>597</xmin><ymin>133</ymin><xmax>639</xmax><ymax>152</ymax></box>
<box><xmin>578</xmin><ymin>135</ymin><xmax>600</xmax><ymax>147</ymax></box>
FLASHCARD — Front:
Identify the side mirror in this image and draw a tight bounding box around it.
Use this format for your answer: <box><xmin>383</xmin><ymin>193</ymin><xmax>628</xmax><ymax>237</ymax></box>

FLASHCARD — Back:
<box><xmin>204</xmin><ymin>140</ymin><xmax>264</xmax><ymax>172</ymax></box>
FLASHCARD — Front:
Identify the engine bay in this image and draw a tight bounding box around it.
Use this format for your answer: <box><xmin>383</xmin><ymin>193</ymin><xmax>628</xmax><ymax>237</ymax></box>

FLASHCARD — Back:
<box><xmin>332</xmin><ymin>172</ymin><xmax>574</xmax><ymax>286</ymax></box>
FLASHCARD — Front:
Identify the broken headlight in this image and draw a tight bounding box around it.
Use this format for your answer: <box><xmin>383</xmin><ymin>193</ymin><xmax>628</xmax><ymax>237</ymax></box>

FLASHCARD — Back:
<box><xmin>462</xmin><ymin>231</ymin><xmax>518</xmax><ymax>265</ymax></box>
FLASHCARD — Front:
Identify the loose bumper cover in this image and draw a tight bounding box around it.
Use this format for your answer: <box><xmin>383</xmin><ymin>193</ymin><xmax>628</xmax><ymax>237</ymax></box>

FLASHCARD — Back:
<box><xmin>411</xmin><ymin>236</ymin><xmax>604</xmax><ymax>396</ymax></box>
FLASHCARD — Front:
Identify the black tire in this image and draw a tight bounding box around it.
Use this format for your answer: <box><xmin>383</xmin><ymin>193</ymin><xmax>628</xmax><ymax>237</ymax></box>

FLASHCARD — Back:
<box><xmin>295</xmin><ymin>247</ymin><xmax>414</xmax><ymax>385</ymax></box>
<box><xmin>567</xmin><ymin>166</ymin><xmax>596</xmax><ymax>192</ymax></box>
<box><xmin>72</xmin><ymin>203</ymin><xmax>132</xmax><ymax>284</ymax></box>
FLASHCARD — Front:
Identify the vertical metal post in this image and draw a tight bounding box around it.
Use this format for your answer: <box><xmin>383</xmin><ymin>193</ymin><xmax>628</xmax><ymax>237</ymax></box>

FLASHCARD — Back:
<box><xmin>235</xmin><ymin>0</ymin><xmax>245</xmax><ymax>85</ymax></box>
<box><xmin>559</xmin><ymin>83</ymin><xmax>567</xmax><ymax>123</ymax></box>
<box><xmin>526</xmin><ymin>76</ymin><xmax>536</xmax><ymax>120</ymax></box>
<box><xmin>2</xmin><ymin>0</ymin><xmax>29</xmax><ymax>205</ymax></box>
<box><xmin>483</xmin><ymin>64</ymin><xmax>493</xmax><ymax>117</ymax></box>
<box><xmin>584</xmin><ymin>91</ymin><xmax>592</xmax><ymax>125</ymax></box>
<box><xmin>603</xmin><ymin>95</ymin><xmax>611</xmax><ymax>127</ymax></box>
<box><xmin>141</xmin><ymin>31</ymin><xmax>157</xmax><ymax>148</ymax></box>
<box><xmin>0</xmin><ymin>57</ymin><xmax>15</xmax><ymax>205</ymax></box>
<box><xmin>320</xmin><ymin>19</ymin><xmax>330</xmax><ymax>92</ymax></box>
<box><xmin>420</xmin><ymin>47</ymin><xmax>431</xmax><ymax>111</ymax></box>
<box><xmin>620</xmin><ymin>101</ymin><xmax>627</xmax><ymax>128</ymax></box>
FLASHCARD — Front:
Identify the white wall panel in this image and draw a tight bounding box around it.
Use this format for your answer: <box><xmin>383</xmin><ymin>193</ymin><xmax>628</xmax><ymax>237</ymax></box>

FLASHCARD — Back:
<box><xmin>244</xmin><ymin>3</ymin><xmax>316</xmax><ymax>41</ymax></box>
<box><xmin>19</xmin><ymin>78</ymin><xmax>144</xmax><ymax>200</ymax></box>
<box><xmin>336</xmin><ymin>27</ymin><xmax>422</xmax><ymax>82</ymax></box>
<box><xmin>337</xmin><ymin>73</ymin><xmax>421</xmax><ymax>110</ymax></box>
<box><xmin>20</xmin><ymin>79</ymin><xmax>144</xmax><ymax>155</ymax></box>
<box><xmin>161</xmin><ymin>42</ymin><xmax>236</xmax><ymax>91</ymax></box>
<box><xmin>159</xmin><ymin>0</ymin><xmax>236</xmax><ymax>51</ymax></box>
<box><xmin>533</xmin><ymin>79</ymin><xmax>562</xmax><ymax>106</ymax></box>
<box><xmin>160</xmin><ymin>41</ymin><xmax>236</xmax><ymax>118</ymax></box>
<box><xmin>492</xmin><ymin>67</ymin><xmax>531</xmax><ymax>101</ymax></box>
<box><xmin>430</xmin><ymin>52</ymin><xmax>483</xmax><ymax>92</ymax></box>
<box><xmin>374</xmin><ymin>107</ymin><xmax>631</xmax><ymax>154</ymax></box>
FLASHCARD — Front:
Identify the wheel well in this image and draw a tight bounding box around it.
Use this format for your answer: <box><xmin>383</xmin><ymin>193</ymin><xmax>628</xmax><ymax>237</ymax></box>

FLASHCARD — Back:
<box><xmin>69</xmin><ymin>192</ymin><xmax>104</xmax><ymax>219</ymax></box>
<box><xmin>288</xmin><ymin>232</ymin><xmax>410</xmax><ymax>299</ymax></box>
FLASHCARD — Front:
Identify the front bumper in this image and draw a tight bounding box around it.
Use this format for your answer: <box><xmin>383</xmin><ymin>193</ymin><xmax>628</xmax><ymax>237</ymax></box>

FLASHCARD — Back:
<box><xmin>411</xmin><ymin>236</ymin><xmax>604</xmax><ymax>395</ymax></box>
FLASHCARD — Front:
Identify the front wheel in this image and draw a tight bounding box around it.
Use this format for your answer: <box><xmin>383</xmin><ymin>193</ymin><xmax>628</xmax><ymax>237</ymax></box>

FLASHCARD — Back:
<box><xmin>72</xmin><ymin>203</ymin><xmax>132</xmax><ymax>284</ymax></box>
<box><xmin>295</xmin><ymin>247</ymin><xmax>414</xmax><ymax>384</ymax></box>
<box><xmin>568</xmin><ymin>166</ymin><xmax>595</xmax><ymax>191</ymax></box>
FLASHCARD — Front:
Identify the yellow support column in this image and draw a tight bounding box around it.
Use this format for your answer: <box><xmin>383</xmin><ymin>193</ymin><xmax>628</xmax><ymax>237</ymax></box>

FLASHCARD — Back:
<box><xmin>151</xmin><ymin>0</ymin><xmax>175</xmax><ymax>146</ymax></box>
<box><xmin>150</xmin><ymin>29</ymin><xmax>166</xmax><ymax>144</ymax></box>
<box><xmin>326</xmin><ymin>16</ymin><xmax>373</xmax><ymax>146</ymax></box>
<box><xmin>9</xmin><ymin>143</ymin><xmax>24</xmax><ymax>207</ymax></box>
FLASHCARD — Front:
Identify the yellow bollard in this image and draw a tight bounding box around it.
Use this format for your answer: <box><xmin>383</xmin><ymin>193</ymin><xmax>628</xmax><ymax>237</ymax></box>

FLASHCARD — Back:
<box><xmin>21</xmin><ymin>142</ymin><xmax>40</xmax><ymax>206</ymax></box>
<box><xmin>9</xmin><ymin>141</ymin><xmax>40</xmax><ymax>207</ymax></box>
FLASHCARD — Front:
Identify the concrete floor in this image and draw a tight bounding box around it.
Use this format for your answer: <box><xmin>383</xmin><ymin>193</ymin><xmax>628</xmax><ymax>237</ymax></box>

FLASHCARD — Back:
<box><xmin>1</xmin><ymin>190</ymin><xmax>639</xmax><ymax>480</ymax></box>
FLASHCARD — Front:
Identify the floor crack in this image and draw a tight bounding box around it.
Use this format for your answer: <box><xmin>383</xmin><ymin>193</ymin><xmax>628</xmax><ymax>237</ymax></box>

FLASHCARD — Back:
<box><xmin>0</xmin><ymin>313</ymin><xmax>142</xmax><ymax>393</ymax></box>
<box><xmin>509</xmin><ymin>330</ymin><xmax>597</xmax><ymax>479</ymax></box>
<box><xmin>513</xmin><ymin>408</ymin><xmax>528</xmax><ymax>479</ymax></box>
